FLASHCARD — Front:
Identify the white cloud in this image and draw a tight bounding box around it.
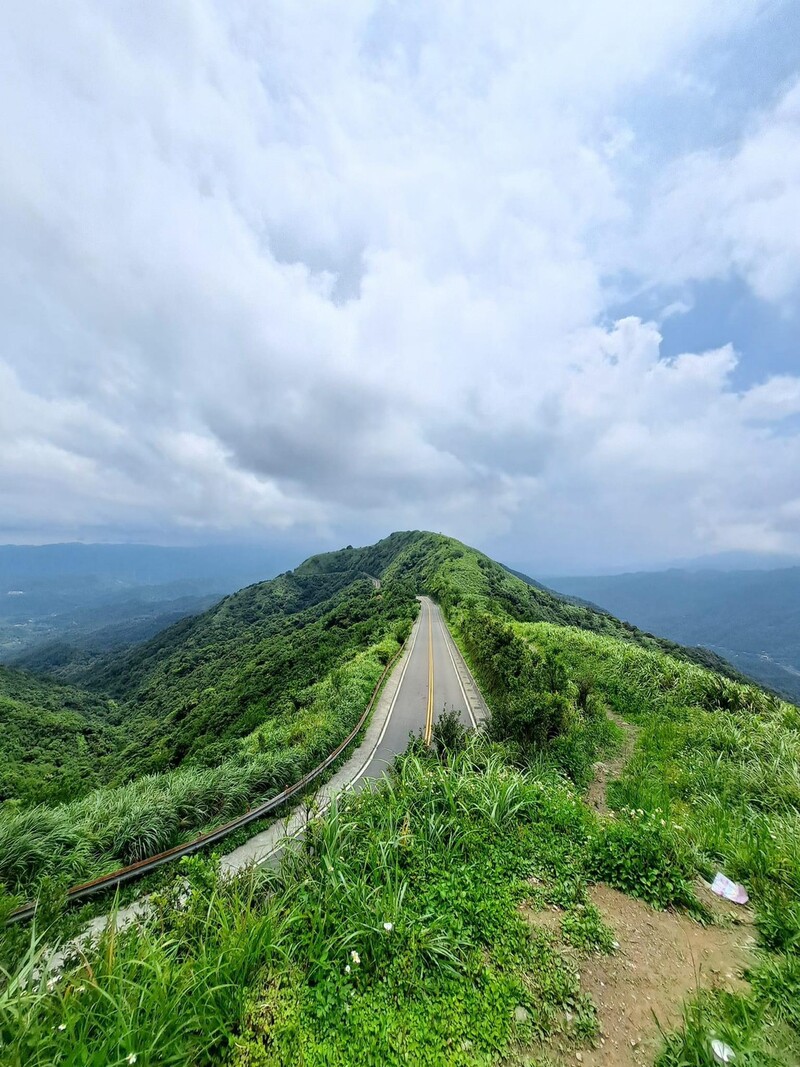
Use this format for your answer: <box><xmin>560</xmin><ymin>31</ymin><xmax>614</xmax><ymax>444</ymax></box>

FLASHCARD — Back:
<box><xmin>637</xmin><ymin>78</ymin><xmax>800</xmax><ymax>304</ymax></box>
<box><xmin>0</xmin><ymin>0</ymin><xmax>798</xmax><ymax>567</ymax></box>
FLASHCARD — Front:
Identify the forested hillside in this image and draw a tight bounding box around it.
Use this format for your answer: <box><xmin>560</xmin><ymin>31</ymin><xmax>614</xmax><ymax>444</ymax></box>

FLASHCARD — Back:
<box><xmin>0</xmin><ymin>535</ymin><xmax>422</xmax><ymax>894</ymax></box>
<box><xmin>0</xmin><ymin>667</ymin><xmax>120</xmax><ymax>806</ymax></box>
<box><xmin>2</xmin><ymin>531</ymin><xmax>799</xmax><ymax>1065</ymax></box>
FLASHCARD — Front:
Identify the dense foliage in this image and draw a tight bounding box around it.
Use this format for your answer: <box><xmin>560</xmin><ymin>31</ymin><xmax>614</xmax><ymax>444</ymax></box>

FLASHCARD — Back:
<box><xmin>0</xmin><ymin>667</ymin><xmax>120</xmax><ymax>806</ymax></box>
<box><xmin>1</xmin><ymin>742</ymin><xmax>610</xmax><ymax>1066</ymax></box>
<box><xmin>85</xmin><ymin>545</ymin><xmax>419</xmax><ymax>777</ymax></box>
<box><xmin>1</xmin><ymin>531</ymin><xmax>798</xmax><ymax>1064</ymax></box>
<box><xmin>0</xmin><ymin>531</ymin><xmax>769</xmax><ymax>892</ymax></box>
<box><xmin>0</xmin><ymin>536</ymin><xmax>428</xmax><ymax>896</ymax></box>
<box><xmin>0</xmin><ymin>639</ymin><xmax>405</xmax><ymax>896</ymax></box>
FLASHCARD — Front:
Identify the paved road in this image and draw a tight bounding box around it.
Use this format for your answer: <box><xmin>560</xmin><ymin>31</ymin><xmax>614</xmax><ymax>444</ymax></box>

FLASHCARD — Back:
<box><xmin>221</xmin><ymin>596</ymin><xmax>487</xmax><ymax>871</ymax></box>
<box><xmin>46</xmin><ymin>598</ymin><xmax>488</xmax><ymax>953</ymax></box>
<box><xmin>354</xmin><ymin>596</ymin><xmax>478</xmax><ymax>782</ymax></box>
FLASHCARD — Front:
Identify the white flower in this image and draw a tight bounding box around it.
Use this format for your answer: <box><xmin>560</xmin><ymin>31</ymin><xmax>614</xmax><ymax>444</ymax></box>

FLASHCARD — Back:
<box><xmin>127</xmin><ymin>1055</ymin><xmax>138</xmax><ymax>1065</ymax></box>
<box><xmin>383</xmin><ymin>922</ymin><xmax>394</xmax><ymax>932</ymax></box>
<box><xmin>344</xmin><ymin>964</ymin><xmax>351</xmax><ymax>974</ymax></box>
<box><xmin>57</xmin><ymin>1024</ymin><xmax>66</xmax><ymax>1032</ymax></box>
<box><xmin>350</xmin><ymin>950</ymin><xmax>361</xmax><ymax>965</ymax></box>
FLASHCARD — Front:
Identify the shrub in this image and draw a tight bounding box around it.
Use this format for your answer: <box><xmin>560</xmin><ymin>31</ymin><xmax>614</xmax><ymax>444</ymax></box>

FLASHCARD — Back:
<box><xmin>590</xmin><ymin>807</ymin><xmax>695</xmax><ymax>908</ymax></box>
<box><xmin>430</xmin><ymin>709</ymin><xmax>468</xmax><ymax>760</ymax></box>
<box><xmin>460</xmin><ymin>613</ymin><xmax>571</xmax><ymax>750</ymax></box>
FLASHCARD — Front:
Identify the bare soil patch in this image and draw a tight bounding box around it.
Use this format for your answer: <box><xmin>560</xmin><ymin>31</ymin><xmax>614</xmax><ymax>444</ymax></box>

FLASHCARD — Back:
<box><xmin>519</xmin><ymin>885</ymin><xmax>756</xmax><ymax>1067</ymax></box>
<box><xmin>586</xmin><ymin>713</ymin><xmax>639</xmax><ymax>814</ymax></box>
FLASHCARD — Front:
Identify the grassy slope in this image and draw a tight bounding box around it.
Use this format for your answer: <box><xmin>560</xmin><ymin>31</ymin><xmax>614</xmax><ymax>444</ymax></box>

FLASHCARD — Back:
<box><xmin>547</xmin><ymin>567</ymin><xmax>800</xmax><ymax>702</ymax></box>
<box><xmin>1</xmin><ymin>532</ymin><xmax>798</xmax><ymax>1064</ymax></box>
<box><xmin>0</xmin><ymin>535</ymin><xmax>420</xmax><ymax>895</ymax></box>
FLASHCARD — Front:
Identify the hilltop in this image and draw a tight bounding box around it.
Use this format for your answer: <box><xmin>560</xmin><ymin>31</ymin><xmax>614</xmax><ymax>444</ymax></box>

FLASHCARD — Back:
<box><xmin>1</xmin><ymin>532</ymin><xmax>798</xmax><ymax>1065</ymax></box>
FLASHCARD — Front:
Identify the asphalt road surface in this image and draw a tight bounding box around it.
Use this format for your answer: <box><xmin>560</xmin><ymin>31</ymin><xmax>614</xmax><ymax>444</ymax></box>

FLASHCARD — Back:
<box><xmin>39</xmin><ymin>597</ymin><xmax>487</xmax><ymax>947</ymax></box>
<box><xmin>220</xmin><ymin>594</ymin><xmax>487</xmax><ymax>869</ymax></box>
<box><xmin>352</xmin><ymin>595</ymin><xmax>479</xmax><ymax>785</ymax></box>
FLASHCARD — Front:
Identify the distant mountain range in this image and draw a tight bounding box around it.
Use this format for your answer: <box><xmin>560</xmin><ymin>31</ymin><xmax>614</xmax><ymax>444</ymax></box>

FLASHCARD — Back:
<box><xmin>545</xmin><ymin>567</ymin><xmax>800</xmax><ymax>703</ymax></box>
<box><xmin>0</xmin><ymin>542</ymin><xmax>295</xmax><ymax>672</ymax></box>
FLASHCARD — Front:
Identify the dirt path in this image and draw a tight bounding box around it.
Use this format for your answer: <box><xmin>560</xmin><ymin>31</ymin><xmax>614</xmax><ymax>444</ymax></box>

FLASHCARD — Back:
<box><xmin>514</xmin><ymin>708</ymin><xmax>758</xmax><ymax>1066</ymax></box>
<box><xmin>586</xmin><ymin>712</ymin><xmax>639</xmax><ymax>814</ymax></box>
<box><xmin>520</xmin><ymin>886</ymin><xmax>756</xmax><ymax>1067</ymax></box>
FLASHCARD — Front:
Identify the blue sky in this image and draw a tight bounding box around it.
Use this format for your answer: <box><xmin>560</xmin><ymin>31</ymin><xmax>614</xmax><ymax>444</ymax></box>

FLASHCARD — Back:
<box><xmin>0</xmin><ymin>1</ymin><xmax>798</xmax><ymax>571</ymax></box>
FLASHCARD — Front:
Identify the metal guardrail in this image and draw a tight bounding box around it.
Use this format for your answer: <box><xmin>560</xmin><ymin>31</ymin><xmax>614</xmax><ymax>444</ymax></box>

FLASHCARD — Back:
<box><xmin>8</xmin><ymin>638</ymin><xmax>407</xmax><ymax>925</ymax></box>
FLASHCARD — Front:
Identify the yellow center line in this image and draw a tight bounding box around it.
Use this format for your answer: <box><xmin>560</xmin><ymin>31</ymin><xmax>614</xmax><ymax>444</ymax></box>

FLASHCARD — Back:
<box><xmin>424</xmin><ymin>603</ymin><xmax>434</xmax><ymax>744</ymax></box>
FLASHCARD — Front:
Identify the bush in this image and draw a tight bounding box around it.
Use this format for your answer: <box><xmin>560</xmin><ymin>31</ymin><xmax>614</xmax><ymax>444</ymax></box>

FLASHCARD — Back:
<box><xmin>590</xmin><ymin>807</ymin><xmax>695</xmax><ymax>908</ymax></box>
<box><xmin>430</xmin><ymin>709</ymin><xmax>468</xmax><ymax>760</ymax></box>
<box><xmin>548</xmin><ymin>713</ymin><xmax>621</xmax><ymax>790</ymax></box>
<box><xmin>461</xmin><ymin>613</ymin><xmax>571</xmax><ymax>750</ymax></box>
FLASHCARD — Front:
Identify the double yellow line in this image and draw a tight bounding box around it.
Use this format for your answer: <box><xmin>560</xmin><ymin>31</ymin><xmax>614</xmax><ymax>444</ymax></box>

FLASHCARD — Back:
<box><xmin>424</xmin><ymin>603</ymin><xmax>435</xmax><ymax>745</ymax></box>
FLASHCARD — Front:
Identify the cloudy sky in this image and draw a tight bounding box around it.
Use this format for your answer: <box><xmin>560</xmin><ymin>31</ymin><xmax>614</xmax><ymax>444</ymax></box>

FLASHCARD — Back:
<box><xmin>1</xmin><ymin>1</ymin><xmax>799</xmax><ymax>572</ymax></box>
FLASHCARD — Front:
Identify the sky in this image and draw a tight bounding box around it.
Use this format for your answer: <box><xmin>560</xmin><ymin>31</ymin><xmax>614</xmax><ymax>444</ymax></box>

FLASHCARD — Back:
<box><xmin>1</xmin><ymin>1</ymin><xmax>799</xmax><ymax>573</ymax></box>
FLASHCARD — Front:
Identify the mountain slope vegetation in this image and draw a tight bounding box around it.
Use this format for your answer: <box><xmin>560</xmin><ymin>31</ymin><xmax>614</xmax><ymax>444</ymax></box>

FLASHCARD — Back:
<box><xmin>0</xmin><ymin>534</ymin><xmax>422</xmax><ymax>894</ymax></box>
<box><xmin>0</xmin><ymin>667</ymin><xmax>120</xmax><ymax>806</ymax></box>
<box><xmin>549</xmin><ymin>566</ymin><xmax>800</xmax><ymax>702</ymax></box>
<box><xmin>0</xmin><ymin>532</ymin><xmax>773</xmax><ymax>894</ymax></box>
<box><xmin>1</xmin><ymin>532</ymin><xmax>798</xmax><ymax>1065</ymax></box>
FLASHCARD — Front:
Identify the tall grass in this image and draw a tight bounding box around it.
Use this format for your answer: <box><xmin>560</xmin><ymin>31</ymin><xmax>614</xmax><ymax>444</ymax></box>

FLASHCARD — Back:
<box><xmin>1</xmin><ymin>862</ymin><xmax>291</xmax><ymax>1066</ymax></box>
<box><xmin>0</xmin><ymin>641</ymin><xmax>395</xmax><ymax>897</ymax></box>
<box><xmin>1</xmin><ymin>738</ymin><xmax>600</xmax><ymax>1065</ymax></box>
<box><xmin>524</xmin><ymin>621</ymin><xmax>800</xmax><ymax>1053</ymax></box>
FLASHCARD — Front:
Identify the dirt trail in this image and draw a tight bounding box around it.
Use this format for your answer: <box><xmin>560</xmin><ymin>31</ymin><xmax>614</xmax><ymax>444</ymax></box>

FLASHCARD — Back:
<box><xmin>586</xmin><ymin>712</ymin><xmax>639</xmax><ymax>814</ymax></box>
<box><xmin>520</xmin><ymin>886</ymin><xmax>756</xmax><ymax>1067</ymax></box>
<box><xmin>514</xmin><ymin>710</ymin><xmax>757</xmax><ymax>1066</ymax></box>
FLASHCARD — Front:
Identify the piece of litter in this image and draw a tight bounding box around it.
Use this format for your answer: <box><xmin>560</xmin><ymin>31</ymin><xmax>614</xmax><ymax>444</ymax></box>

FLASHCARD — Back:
<box><xmin>711</xmin><ymin>1038</ymin><xmax>736</xmax><ymax>1063</ymax></box>
<box><xmin>710</xmin><ymin>873</ymin><xmax>749</xmax><ymax>905</ymax></box>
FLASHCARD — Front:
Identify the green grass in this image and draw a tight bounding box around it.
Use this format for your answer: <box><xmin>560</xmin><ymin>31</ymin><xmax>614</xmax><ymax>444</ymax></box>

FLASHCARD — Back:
<box><xmin>0</xmin><ymin>637</ymin><xmax>400</xmax><ymax>899</ymax></box>
<box><xmin>518</xmin><ymin>622</ymin><xmax>800</xmax><ymax>1060</ymax></box>
<box><xmin>1</xmin><ymin>740</ymin><xmax>611</xmax><ymax>1066</ymax></box>
<box><xmin>2</xmin><ymin>532</ymin><xmax>799</xmax><ymax>1064</ymax></box>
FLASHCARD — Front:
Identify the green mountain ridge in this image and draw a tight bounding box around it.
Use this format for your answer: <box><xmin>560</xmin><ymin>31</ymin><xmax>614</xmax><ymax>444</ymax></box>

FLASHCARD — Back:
<box><xmin>2</xmin><ymin>531</ymin><xmax>799</xmax><ymax>1065</ymax></box>
<box><xmin>0</xmin><ymin>531</ymin><xmax>764</xmax><ymax>815</ymax></box>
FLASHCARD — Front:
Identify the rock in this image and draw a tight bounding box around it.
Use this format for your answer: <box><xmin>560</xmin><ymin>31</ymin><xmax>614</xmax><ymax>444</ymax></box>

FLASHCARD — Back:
<box><xmin>514</xmin><ymin>1005</ymin><xmax>530</xmax><ymax>1024</ymax></box>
